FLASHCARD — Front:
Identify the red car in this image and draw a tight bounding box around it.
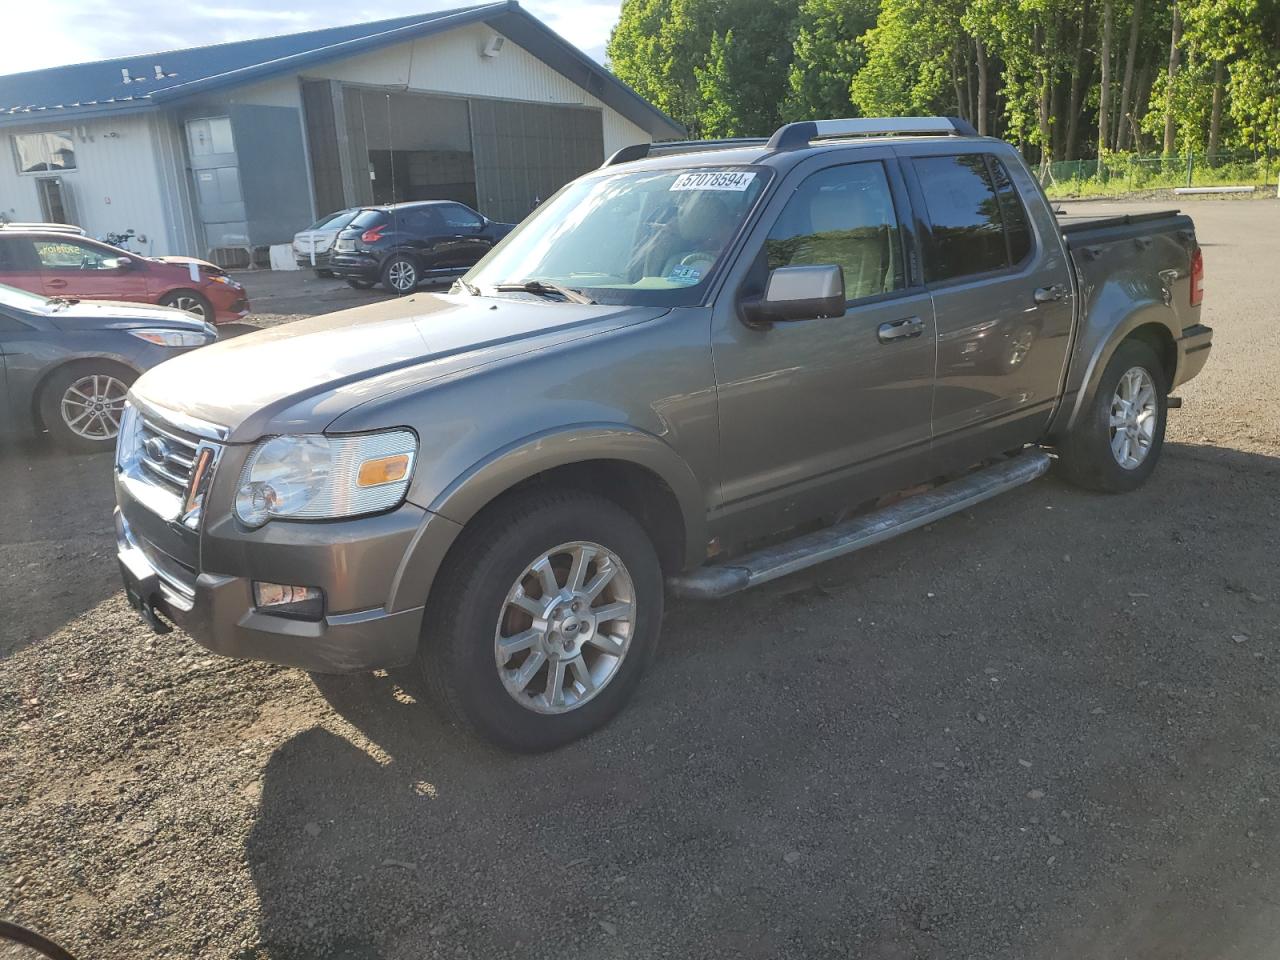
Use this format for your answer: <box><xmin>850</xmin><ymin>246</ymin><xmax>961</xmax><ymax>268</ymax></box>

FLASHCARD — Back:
<box><xmin>0</xmin><ymin>228</ymin><xmax>249</xmax><ymax>323</ymax></box>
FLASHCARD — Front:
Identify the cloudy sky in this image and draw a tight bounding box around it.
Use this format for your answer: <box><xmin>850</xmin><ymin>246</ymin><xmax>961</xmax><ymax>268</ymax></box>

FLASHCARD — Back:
<box><xmin>2</xmin><ymin>1</ymin><xmax>621</xmax><ymax>76</ymax></box>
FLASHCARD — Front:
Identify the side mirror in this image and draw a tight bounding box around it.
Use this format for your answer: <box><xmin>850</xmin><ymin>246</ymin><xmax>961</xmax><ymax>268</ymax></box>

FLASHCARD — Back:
<box><xmin>742</xmin><ymin>264</ymin><xmax>845</xmax><ymax>325</ymax></box>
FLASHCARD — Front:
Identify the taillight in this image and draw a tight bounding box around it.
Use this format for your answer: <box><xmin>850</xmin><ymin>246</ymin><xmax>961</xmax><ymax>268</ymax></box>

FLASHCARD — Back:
<box><xmin>360</xmin><ymin>225</ymin><xmax>386</xmax><ymax>244</ymax></box>
<box><xmin>1190</xmin><ymin>247</ymin><xmax>1204</xmax><ymax>306</ymax></box>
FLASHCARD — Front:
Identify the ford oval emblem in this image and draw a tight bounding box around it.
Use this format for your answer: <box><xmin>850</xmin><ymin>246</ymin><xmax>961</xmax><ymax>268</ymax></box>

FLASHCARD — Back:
<box><xmin>144</xmin><ymin>435</ymin><xmax>170</xmax><ymax>463</ymax></box>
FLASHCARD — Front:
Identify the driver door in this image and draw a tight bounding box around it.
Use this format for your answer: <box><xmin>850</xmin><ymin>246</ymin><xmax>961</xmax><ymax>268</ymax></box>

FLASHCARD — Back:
<box><xmin>710</xmin><ymin>153</ymin><xmax>937</xmax><ymax>538</ymax></box>
<box><xmin>33</xmin><ymin>237</ymin><xmax>148</xmax><ymax>301</ymax></box>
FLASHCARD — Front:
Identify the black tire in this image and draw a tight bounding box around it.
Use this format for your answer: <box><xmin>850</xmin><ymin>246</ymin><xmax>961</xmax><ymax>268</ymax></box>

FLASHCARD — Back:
<box><xmin>346</xmin><ymin>278</ymin><xmax>375</xmax><ymax>290</ymax></box>
<box><xmin>39</xmin><ymin>361</ymin><xmax>137</xmax><ymax>453</ymax></box>
<box><xmin>1056</xmin><ymin>339</ymin><xmax>1168</xmax><ymax>492</ymax></box>
<box><xmin>159</xmin><ymin>289</ymin><xmax>212</xmax><ymax>322</ymax></box>
<box><xmin>420</xmin><ymin>490</ymin><xmax>664</xmax><ymax>752</ymax></box>
<box><xmin>380</xmin><ymin>255</ymin><xmax>419</xmax><ymax>295</ymax></box>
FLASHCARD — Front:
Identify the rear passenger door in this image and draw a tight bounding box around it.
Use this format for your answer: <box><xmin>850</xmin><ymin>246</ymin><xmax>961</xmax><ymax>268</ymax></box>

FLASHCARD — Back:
<box><xmin>712</xmin><ymin>153</ymin><xmax>937</xmax><ymax>536</ymax></box>
<box><xmin>901</xmin><ymin>148</ymin><xmax>1073</xmax><ymax>470</ymax></box>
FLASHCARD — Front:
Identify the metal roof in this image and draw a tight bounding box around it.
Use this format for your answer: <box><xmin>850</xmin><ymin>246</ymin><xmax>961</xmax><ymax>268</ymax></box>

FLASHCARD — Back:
<box><xmin>0</xmin><ymin>1</ymin><xmax>684</xmax><ymax>137</ymax></box>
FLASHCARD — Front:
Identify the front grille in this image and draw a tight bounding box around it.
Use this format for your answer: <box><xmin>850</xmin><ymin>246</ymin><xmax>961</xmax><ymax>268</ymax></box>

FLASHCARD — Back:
<box><xmin>118</xmin><ymin>404</ymin><xmax>224</xmax><ymax>529</ymax></box>
<box><xmin>139</xmin><ymin>416</ymin><xmax>200</xmax><ymax>495</ymax></box>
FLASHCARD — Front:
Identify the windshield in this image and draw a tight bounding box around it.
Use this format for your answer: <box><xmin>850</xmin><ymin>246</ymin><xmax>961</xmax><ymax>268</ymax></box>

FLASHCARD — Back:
<box><xmin>466</xmin><ymin>166</ymin><xmax>770</xmax><ymax>306</ymax></box>
<box><xmin>0</xmin><ymin>281</ymin><xmax>51</xmax><ymax>314</ymax></box>
<box><xmin>307</xmin><ymin>209</ymin><xmax>357</xmax><ymax>231</ymax></box>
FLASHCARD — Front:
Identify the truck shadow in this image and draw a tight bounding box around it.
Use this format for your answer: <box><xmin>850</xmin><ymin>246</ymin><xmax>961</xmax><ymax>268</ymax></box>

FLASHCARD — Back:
<box><xmin>0</xmin><ymin>438</ymin><xmax>119</xmax><ymax>657</ymax></box>
<box><xmin>245</xmin><ymin>441</ymin><xmax>1280</xmax><ymax>959</ymax></box>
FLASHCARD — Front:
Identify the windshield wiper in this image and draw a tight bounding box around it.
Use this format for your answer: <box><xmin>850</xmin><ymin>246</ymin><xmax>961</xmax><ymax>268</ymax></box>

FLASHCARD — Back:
<box><xmin>451</xmin><ymin>277</ymin><xmax>480</xmax><ymax>296</ymax></box>
<box><xmin>493</xmin><ymin>278</ymin><xmax>595</xmax><ymax>304</ymax></box>
<box><xmin>45</xmin><ymin>296</ymin><xmax>80</xmax><ymax>310</ymax></box>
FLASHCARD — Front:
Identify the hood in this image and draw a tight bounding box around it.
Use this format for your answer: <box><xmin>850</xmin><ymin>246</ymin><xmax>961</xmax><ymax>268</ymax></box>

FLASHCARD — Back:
<box><xmin>130</xmin><ymin>292</ymin><xmax>668</xmax><ymax>441</ymax></box>
<box><xmin>151</xmin><ymin>255</ymin><xmax>225</xmax><ymax>274</ymax></box>
<box><xmin>49</xmin><ymin>298</ymin><xmax>215</xmax><ymax>335</ymax></box>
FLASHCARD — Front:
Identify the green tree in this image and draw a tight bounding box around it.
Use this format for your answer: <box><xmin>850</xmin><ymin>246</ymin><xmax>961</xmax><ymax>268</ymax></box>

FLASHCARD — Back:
<box><xmin>607</xmin><ymin>0</ymin><xmax>720</xmax><ymax>136</ymax></box>
<box><xmin>783</xmin><ymin>0</ymin><xmax>881</xmax><ymax>120</ymax></box>
<box><xmin>696</xmin><ymin>0</ymin><xmax>799</xmax><ymax>136</ymax></box>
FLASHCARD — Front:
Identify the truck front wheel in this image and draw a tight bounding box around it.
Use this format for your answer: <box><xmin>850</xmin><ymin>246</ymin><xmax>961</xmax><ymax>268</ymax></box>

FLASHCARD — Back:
<box><xmin>1057</xmin><ymin>339</ymin><xmax>1168</xmax><ymax>492</ymax></box>
<box><xmin>421</xmin><ymin>490</ymin><xmax>664</xmax><ymax>751</ymax></box>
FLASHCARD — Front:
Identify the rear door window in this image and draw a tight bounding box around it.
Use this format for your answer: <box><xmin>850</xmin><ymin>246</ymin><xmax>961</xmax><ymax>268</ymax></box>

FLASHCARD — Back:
<box><xmin>0</xmin><ymin>237</ymin><xmax>38</xmax><ymax>272</ymax></box>
<box><xmin>912</xmin><ymin>154</ymin><xmax>1008</xmax><ymax>282</ymax></box>
<box><xmin>399</xmin><ymin>208</ymin><xmax>443</xmax><ymax>234</ymax></box>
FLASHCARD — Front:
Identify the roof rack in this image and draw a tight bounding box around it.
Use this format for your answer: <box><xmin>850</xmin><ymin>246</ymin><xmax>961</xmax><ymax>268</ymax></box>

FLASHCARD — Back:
<box><xmin>767</xmin><ymin>116</ymin><xmax>978</xmax><ymax>150</ymax></box>
<box><xmin>602</xmin><ymin>117</ymin><xmax>980</xmax><ymax>168</ymax></box>
<box><xmin>602</xmin><ymin>137</ymin><xmax>769</xmax><ymax>167</ymax></box>
<box><xmin>0</xmin><ymin>221</ymin><xmax>86</xmax><ymax>235</ymax></box>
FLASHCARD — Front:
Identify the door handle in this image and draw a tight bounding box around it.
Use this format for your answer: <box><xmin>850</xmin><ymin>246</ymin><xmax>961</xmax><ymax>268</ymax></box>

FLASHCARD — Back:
<box><xmin>47</xmin><ymin>279</ymin><xmax>68</xmax><ymax>289</ymax></box>
<box><xmin>1033</xmin><ymin>283</ymin><xmax>1066</xmax><ymax>304</ymax></box>
<box><xmin>877</xmin><ymin>316</ymin><xmax>924</xmax><ymax>343</ymax></box>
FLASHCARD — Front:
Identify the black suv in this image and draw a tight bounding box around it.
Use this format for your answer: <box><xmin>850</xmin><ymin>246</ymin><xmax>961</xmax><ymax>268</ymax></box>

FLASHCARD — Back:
<box><xmin>328</xmin><ymin>201</ymin><xmax>514</xmax><ymax>293</ymax></box>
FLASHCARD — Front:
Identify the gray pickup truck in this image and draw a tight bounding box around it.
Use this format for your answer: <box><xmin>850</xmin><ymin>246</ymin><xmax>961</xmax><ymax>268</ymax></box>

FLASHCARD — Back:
<box><xmin>115</xmin><ymin>117</ymin><xmax>1211</xmax><ymax>750</ymax></box>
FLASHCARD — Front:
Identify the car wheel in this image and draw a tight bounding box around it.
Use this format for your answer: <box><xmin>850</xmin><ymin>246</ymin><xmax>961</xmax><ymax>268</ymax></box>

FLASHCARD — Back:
<box><xmin>420</xmin><ymin>490</ymin><xmax>664</xmax><ymax>752</ymax></box>
<box><xmin>381</xmin><ymin>256</ymin><xmax>419</xmax><ymax>295</ymax></box>
<box><xmin>1056</xmin><ymin>339</ymin><xmax>1168</xmax><ymax>492</ymax></box>
<box><xmin>160</xmin><ymin>290</ymin><xmax>213</xmax><ymax>322</ymax></box>
<box><xmin>346</xmin><ymin>278</ymin><xmax>375</xmax><ymax>290</ymax></box>
<box><xmin>39</xmin><ymin>361</ymin><xmax>136</xmax><ymax>453</ymax></box>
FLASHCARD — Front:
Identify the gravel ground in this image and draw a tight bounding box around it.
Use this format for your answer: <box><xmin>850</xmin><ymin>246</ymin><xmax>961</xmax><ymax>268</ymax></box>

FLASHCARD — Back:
<box><xmin>2</xmin><ymin>199</ymin><xmax>1278</xmax><ymax>959</ymax></box>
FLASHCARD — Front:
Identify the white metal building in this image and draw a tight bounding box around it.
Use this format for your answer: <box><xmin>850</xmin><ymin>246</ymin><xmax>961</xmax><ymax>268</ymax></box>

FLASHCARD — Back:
<box><xmin>0</xmin><ymin>2</ymin><xmax>682</xmax><ymax>261</ymax></box>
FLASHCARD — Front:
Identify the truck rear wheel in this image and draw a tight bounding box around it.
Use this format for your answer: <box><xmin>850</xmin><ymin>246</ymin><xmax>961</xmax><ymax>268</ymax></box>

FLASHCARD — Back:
<box><xmin>1056</xmin><ymin>339</ymin><xmax>1168</xmax><ymax>492</ymax></box>
<box><xmin>421</xmin><ymin>490</ymin><xmax>664</xmax><ymax>751</ymax></box>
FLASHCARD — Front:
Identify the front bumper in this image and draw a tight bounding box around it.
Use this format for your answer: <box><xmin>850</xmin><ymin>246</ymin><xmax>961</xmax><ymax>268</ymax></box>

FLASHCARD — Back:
<box><xmin>208</xmin><ymin>286</ymin><xmax>251</xmax><ymax>324</ymax></box>
<box><xmin>114</xmin><ymin>495</ymin><xmax>427</xmax><ymax>674</ymax></box>
<box><xmin>1173</xmin><ymin>323</ymin><xmax>1213</xmax><ymax>389</ymax></box>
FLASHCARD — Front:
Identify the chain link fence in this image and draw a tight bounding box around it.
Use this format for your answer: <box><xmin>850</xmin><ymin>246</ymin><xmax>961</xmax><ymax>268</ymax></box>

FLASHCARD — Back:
<box><xmin>1041</xmin><ymin>152</ymin><xmax>1276</xmax><ymax>198</ymax></box>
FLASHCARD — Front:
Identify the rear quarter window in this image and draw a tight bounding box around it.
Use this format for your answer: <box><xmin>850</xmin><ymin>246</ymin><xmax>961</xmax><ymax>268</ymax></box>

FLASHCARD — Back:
<box><xmin>349</xmin><ymin>210</ymin><xmax>387</xmax><ymax>230</ymax></box>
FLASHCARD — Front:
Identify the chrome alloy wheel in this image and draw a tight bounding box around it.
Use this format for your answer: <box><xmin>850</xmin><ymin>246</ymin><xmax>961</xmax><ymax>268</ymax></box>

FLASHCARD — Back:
<box><xmin>388</xmin><ymin>259</ymin><xmax>417</xmax><ymax>293</ymax></box>
<box><xmin>1110</xmin><ymin>366</ymin><xmax>1158</xmax><ymax>469</ymax></box>
<box><xmin>170</xmin><ymin>294</ymin><xmax>207</xmax><ymax>319</ymax></box>
<box><xmin>60</xmin><ymin>374</ymin><xmax>128</xmax><ymax>440</ymax></box>
<box><xmin>494</xmin><ymin>541</ymin><xmax>636</xmax><ymax>715</ymax></box>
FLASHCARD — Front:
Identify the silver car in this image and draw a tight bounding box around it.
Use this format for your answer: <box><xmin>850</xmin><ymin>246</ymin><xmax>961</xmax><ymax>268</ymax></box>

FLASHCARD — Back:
<box><xmin>291</xmin><ymin>209</ymin><xmax>359</xmax><ymax>277</ymax></box>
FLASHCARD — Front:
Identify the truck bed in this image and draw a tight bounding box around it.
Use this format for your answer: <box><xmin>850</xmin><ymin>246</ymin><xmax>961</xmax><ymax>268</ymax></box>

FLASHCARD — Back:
<box><xmin>1057</xmin><ymin>209</ymin><xmax>1194</xmax><ymax>249</ymax></box>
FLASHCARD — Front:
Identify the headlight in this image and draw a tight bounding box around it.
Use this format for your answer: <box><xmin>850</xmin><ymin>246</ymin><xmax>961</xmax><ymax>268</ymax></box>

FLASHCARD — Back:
<box><xmin>115</xmin><ymin>402</ymin><xmax>142</xmax><ymax>469</ymax></box>
<box><xmin>209</xmin><ymin>275</ymin><xmax>241</xmax><ymax>288</ymax></box>
<box><xmin>234</xmin><ymin>430</ymin><xmax>417</xmax><ymax>527</ymax></box>
<box><xmin>129</xmin><ymin>328</ymin><xmax>210</xmax><ymax>347</ymax></box>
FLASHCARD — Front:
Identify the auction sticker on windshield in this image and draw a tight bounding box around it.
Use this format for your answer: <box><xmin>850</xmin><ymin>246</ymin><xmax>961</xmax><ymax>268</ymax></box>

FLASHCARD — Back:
<box><xmin>669</xmin><ymin>171</ymin><xmax>756</xmax><ymax>191</ymax></box>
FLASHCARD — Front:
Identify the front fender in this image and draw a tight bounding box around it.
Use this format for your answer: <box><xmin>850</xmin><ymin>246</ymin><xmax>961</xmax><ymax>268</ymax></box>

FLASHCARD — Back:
<box><xmin>387</xmin><ymin>424</ymin><xmax>706</xmax><ymax>615</ymax></box>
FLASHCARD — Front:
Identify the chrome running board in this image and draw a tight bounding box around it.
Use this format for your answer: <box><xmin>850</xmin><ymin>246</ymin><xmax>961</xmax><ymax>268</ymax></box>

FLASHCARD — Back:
<box><xmin>668</xmin><ymin>450</ymin><xmax>1052</xmax><ymax>599</ymax></box>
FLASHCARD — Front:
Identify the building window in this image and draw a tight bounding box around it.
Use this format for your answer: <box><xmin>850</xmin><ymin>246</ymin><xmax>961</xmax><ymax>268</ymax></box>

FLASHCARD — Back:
<box><xmin>186</xmin><ymin>117</ymin><xmax>235</xmax><ymax>157</ymax></box>
<box><xmin>12</xmin><ymin>131</ymin><xmax>77</xmax><ymax>174</ymax></box>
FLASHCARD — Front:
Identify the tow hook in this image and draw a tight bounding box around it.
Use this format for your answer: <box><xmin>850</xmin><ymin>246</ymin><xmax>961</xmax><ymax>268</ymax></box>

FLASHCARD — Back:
<box><xmin>126</xmin><ymin>586</ymin><xmax>173</xmax><ymax>635</ymax></box>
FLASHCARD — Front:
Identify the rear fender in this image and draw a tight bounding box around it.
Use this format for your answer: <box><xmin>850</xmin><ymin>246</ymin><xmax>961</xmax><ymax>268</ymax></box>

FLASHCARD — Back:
<box><xmin>1049</xmin><ymin>285</ymin><xmax>1178</xmax><ymax>438</ymax></box>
